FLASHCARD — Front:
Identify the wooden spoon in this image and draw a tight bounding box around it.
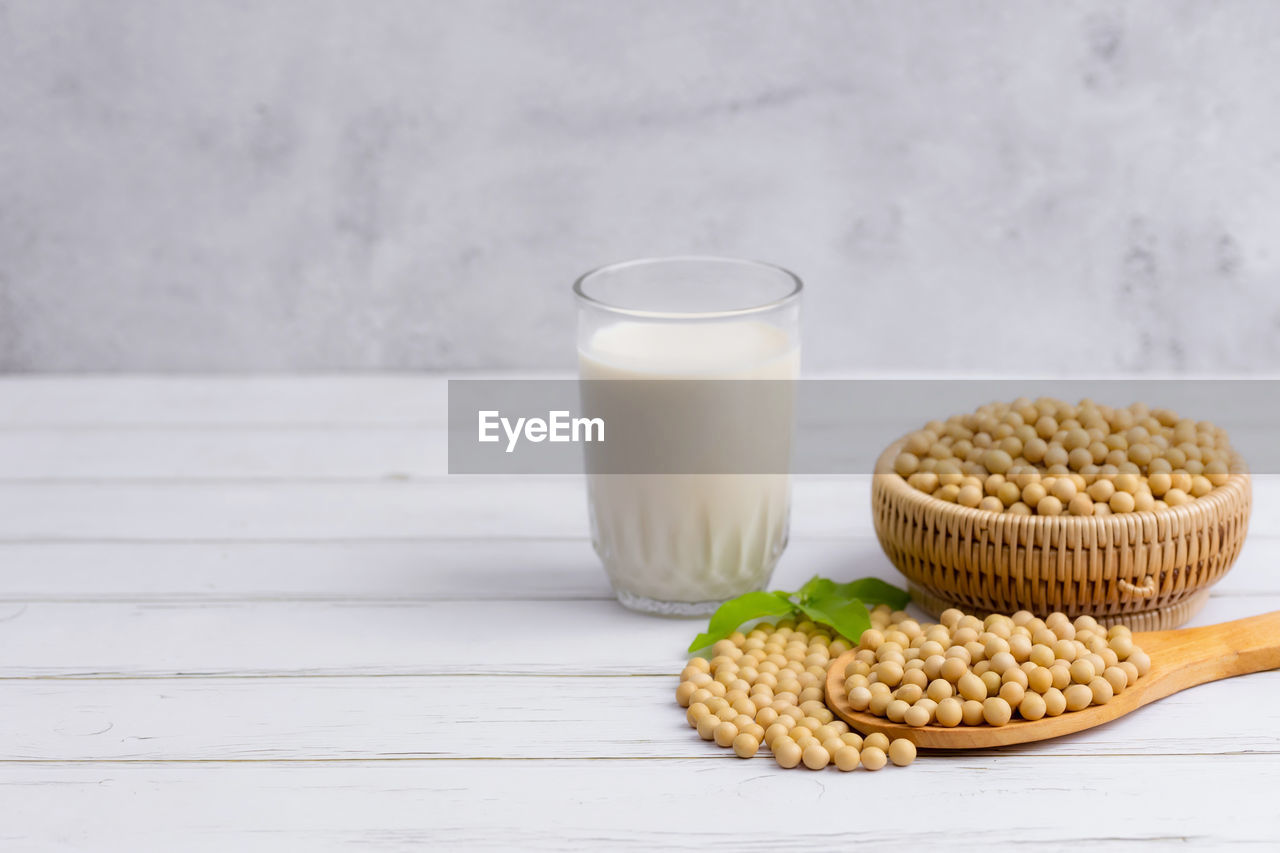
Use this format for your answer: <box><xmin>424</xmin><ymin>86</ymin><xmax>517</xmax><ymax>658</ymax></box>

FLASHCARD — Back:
<box><xmin>825</xmin><ymin>610</ymin><xmax>1280</xmax><ymax>749</ymax></box>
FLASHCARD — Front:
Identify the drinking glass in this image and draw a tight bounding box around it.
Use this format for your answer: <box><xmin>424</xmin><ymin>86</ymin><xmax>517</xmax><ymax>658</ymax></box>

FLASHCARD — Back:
<box><xmin>574</xmin><ymin>257</ymin><xmax>802</xmax><ymax>615</ymax></box>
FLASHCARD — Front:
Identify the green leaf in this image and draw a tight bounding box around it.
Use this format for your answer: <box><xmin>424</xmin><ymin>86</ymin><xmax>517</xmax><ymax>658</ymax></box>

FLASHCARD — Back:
<box><xmin>823</xmin><ymin>578</ymin><xmax>910</xmax><ymax>610</ymax></box>
<box><xmin>687</xmin><ymin>591</ymin><xmax>796</xmax><ymax>653</ymax></box>
<box><xmin>796</xmin><ymin>575</ymin><xmax>834</xmax><ymax>603</ymax></box>
<box><xmin>794</xmin><ymin>594</ymin><xmax>872</xmax><ymax>643</ymax></box>
<box><xmin>684</xmin><ymin>575</ymin><xmax>910</xmax><ymax>654</ymax></box>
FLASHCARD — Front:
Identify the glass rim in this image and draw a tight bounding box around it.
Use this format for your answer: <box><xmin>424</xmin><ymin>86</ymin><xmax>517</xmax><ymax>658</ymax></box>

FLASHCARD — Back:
<box><xmin>572</xmin><ymin>255</ymin><xmax>803</xmax><ymax>320</ymax></box>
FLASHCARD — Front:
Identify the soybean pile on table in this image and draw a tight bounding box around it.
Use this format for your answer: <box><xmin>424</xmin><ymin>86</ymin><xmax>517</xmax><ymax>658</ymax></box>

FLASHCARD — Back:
<box><xmin>892</xmin><ymin>397</ymin><xmax>1241</xmax><ymax>516</ymax></box>
<box><xmin>678</xmin><ymin>617</ymin><xmax>915</xmax><ymax>772</ymax></box>
<box><xmin>676</xmin><ymin>605</ymin><xmax>1150</xmax><ymax>771</ymax></box>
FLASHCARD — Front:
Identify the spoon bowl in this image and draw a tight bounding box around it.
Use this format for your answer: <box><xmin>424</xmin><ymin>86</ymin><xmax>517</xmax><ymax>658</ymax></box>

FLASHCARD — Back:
<box><xmin>825</xmin><ymin>610</ymin><xmax>1280</xmax><ymax>749</ymax></box>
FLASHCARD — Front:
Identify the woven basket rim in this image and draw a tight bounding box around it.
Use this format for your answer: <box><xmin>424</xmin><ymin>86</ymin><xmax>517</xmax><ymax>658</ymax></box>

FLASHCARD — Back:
<box><xmin>874</xmin><ymin>440</ymin><xmax>1252</xmax><ymax>533</ymax></box>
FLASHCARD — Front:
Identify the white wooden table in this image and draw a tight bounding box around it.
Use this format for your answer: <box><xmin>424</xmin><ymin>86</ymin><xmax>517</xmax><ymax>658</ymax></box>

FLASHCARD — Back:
<box><xmin>1</xmin><ymin>376</ymin><xmax>1278</xmax><ymax>850</ymax></box>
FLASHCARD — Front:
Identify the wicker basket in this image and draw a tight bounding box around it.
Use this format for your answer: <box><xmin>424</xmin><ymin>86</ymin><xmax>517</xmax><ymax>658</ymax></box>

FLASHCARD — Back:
<box><xmin>871</xmin><ymin>441</ymin><xmax>1252</xmax><ymax>630</ymax></box>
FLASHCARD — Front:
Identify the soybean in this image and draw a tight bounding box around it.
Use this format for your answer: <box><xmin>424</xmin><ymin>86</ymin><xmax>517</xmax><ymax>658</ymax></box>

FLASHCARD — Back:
<box><xmin>895</xmin><ymin>399</ymin><xmax>1238</xmax><ymax>515</ymax></box>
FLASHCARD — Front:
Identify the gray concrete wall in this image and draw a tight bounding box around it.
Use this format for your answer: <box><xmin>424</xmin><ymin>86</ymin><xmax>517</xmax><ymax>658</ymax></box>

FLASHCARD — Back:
<box><xmin>2</xmin><ymin>1</ymin><xmax>1278</xmax><ymax>373</ymax></box>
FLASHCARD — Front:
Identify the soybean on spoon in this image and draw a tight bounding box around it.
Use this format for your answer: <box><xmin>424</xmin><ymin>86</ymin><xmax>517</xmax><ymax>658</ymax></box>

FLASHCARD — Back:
<box><xmin>824</xmin><ymin>610</ymin><xmax>1280</xmax><ymax>749</ymax></box>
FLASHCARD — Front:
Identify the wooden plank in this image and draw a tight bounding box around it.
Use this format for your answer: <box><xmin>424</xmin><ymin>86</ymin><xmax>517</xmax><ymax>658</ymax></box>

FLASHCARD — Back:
<box><xmin>0</xmin><ymin>479</ymin><xmax>590</xmax><ymax>541</ymax></box>
<box><xmin>0</xmin><ymin>536</ymin><xmax>1277</xmax><ymax>602</ymax></box>
<box><xmin>1</xmin><ymin>595</ymin><xmax>1276</xmax><ymax>679</ymax></box>
<box><xmin>0</xmin><ymin>424</ymin><xmax>1275</xmax><ymax>482</ymax></box>
<box><xmin>0</xmin><ymin>538</ymin><xmax>884</xmax><ymax>601</ymax></box>
<box><xmin>1</xmin><ymin>757</ymin><xmax>1277</xmax><ymax>850</ymax></box>
<box><xmin>0</xmin><ymin>425</ymin><xmax>892</xmax><ymax>481</ymax></box>
<box><xmin>0</xmin><ymin>539</ymin><xmax>606</xmax><ymax>601</ymax></box>
<box><xmin>0</xmin><ymin>479</ymin><xmax>787</xmax><ymax>540</ymax></box>
<box><xmin>0</xmin><ymin>427</ymin><xmax>449</xmax><ymax>481</ymax></box>
<box><xmin>1</xmin><ymin>671</ymin><xmax>1277</xmax><ymax>762</ymax></box>
<box><xmin>0</xmin><ymin>376</ymin><xmax>452</xmax><ymax>427</ymax></box>
<box><xmin>1</xmin><ymin>477</ymin><xmax>1277</xmax><ymax>541</ymax></box>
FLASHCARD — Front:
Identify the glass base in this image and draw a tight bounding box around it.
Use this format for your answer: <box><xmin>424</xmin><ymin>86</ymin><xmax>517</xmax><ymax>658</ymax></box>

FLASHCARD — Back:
<box><xmin>613</xmin><ymin>587</ymin><xmax>731</xmax><ymax>617</ymax></box>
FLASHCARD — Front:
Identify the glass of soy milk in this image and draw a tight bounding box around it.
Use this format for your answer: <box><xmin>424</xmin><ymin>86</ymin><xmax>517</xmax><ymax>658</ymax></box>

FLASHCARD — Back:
<box><xmin>574</xmin><ymin>257</ymin><xmax>801</xmax><ymax>616</ymax></box>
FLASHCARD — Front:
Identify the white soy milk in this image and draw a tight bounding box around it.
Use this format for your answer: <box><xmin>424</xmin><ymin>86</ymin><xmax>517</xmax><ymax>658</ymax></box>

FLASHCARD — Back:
<box><xmin>579</xmin><ymin>320</ymin><xmax>799</xmax><ymax>610</ymax></box>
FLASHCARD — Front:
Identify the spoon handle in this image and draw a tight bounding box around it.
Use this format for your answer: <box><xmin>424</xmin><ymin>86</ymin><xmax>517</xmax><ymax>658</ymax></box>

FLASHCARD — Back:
<box><xmin>1143</xmin><ymin>610</ymin><xmax>1280</xmax><ymax>695</ymax></box>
